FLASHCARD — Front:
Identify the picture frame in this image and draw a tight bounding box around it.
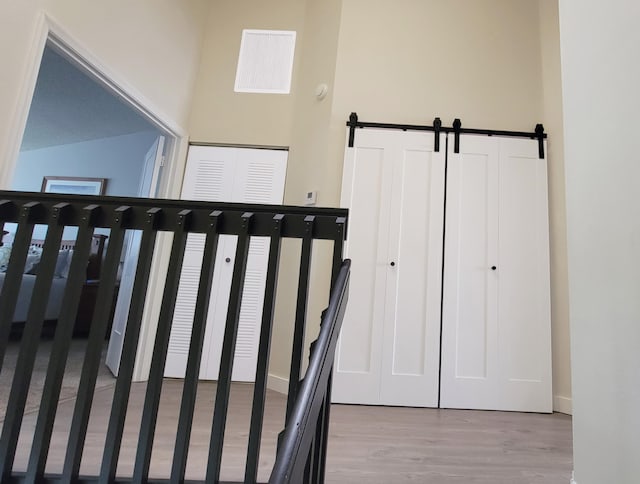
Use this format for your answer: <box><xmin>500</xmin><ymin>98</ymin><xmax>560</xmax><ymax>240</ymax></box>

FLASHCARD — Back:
<box><xmin>41</xmin><ymin>176</ymin><xmax>107</xmax><ymax>196</ymax></box>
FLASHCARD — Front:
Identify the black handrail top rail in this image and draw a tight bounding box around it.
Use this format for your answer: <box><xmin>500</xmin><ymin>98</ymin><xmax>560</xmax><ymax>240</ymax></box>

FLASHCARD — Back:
<box><xmin>0</xmin><ymin>190</ymin><xmax>348</xmax><ymax>240</ymax></box>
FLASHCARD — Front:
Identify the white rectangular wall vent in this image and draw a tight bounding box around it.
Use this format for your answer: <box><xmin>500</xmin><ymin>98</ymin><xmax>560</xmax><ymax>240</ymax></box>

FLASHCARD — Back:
<box><xmin>234</xmin><ymin>29</ymin><xmax>296</xmax><ymax>94</ymax></box>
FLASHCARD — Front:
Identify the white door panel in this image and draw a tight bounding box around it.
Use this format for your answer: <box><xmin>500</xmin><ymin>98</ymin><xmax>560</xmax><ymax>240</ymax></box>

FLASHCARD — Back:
<box><xmin>379</xmin><ymin>137</ymin><xmax>445</xmax><ymax>407</ymax></box>
<box><xmin>107</xmin><ymin>136</ymin><xmax>165</xmax><ymax>375</ymax></box>
<box><xmin>333</xmin><ymin>129</ymin><xmax>444</xmax><ymax>407</ymax></box>
<box><xmin>334</xmin><ymin>128</ymin><xmax>551</xmax><ymax>412</ymax></box>
<box><xmin>497</xmin><ymin>138</ymin><xmax>552</xmax><ymax>410</ymax></box>
<box><xmin>440</xmin><ymin>135</ymin><xmax>552</xmax><ymax>412</ymax></box>
<box><xmin>333</xmin><ymin>137</ymin><xmax>391</xmax><ymax>404</ymax></box>
<box><xmin>440</xmin><ymin>136</ymin><xmax>500</xmax><ymax>408</ymax></box>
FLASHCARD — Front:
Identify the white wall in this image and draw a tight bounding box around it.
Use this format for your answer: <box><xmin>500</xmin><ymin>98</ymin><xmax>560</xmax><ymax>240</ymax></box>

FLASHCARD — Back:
<box><xmin>559</xmin><ymin>0</ymin><xmax>640</xmax><ymax>482</ymax></box>
<box><xmin>13</xmin><ymin>131</ymin><xmax>159</xmax><ymax>196</ymax></box>
<box><xmin>539</xmin><ymin>0</ymin><xmax>572</xmax><ymax>415</ymax></box>
<box><xmin>0</xmin><ymin>0</ymin><xmax>209</xmax><ymax>187</ymax></box>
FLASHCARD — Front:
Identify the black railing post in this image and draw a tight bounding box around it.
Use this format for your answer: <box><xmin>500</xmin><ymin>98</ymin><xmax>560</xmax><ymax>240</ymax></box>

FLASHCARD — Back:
<box><xmin>171</xmin><ymin>210</ymin><xmax>222</xmax><ymax>482</ymax></box>
<box><xmin>99</xmin><ymin>207</ymin><xmax>162</xmax><ymax>484</ymax></box>
<box><xmin>286</xmin><ymin>216</ymin><xmax>315</xmax><ymax>421</ymax></box>
<box><xmin>62</xmin><ymin>205</ymin><xmax>130</xmax><ymax>482</ymax></box>
<box><xmin>206</xmin><ymin>212</ymin><xmax>254</xmax><ymax>483</ymax></box>
<box><xmin>331</xmin><ymin>217</ymin><xmax>347</xmax><ymax>288</ymax></box>
<box><xmin>245</xmin><ymin>214</ymin><xmax>285</xmax><ymax>484</ymax></box>
<box><xmin>26</xmin><ymin>204</ymin><xmax>101</xmax><ymax>483</ymax></box>
<box><xmin>0</xmin><ymin>202</ymin><xmax>68</xmax><ymax>480</ymax></box>
<box><xmin>0</xmin><ymin>201</ymin><xmax>36</xmax><ymax>373</ymax></box>
<box><xmin>133</xmin><ymin>209</ymin><xmax>193</xmax><ymax>483</ymax></box>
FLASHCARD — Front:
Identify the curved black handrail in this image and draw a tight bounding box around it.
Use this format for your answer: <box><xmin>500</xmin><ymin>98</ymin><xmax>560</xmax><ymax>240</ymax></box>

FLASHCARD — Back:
<box><xmin>269</xmin><ymin>259</ymin><xmax>351</xmax><ymax>484</ymax></box>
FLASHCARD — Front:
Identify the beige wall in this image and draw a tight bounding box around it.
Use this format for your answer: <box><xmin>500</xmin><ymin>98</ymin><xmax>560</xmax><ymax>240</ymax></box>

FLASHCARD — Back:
<box><xmin>1</xmin><ymin>1</ymin><xmax>570</xmax><ymax>409</ymax></box>
<box><xmin>187</xmin><ymin>0</ymin><xmax>343</xmax><ymax>383</ymax></box>
<box><xmin>324</xmin><ymin>0</ymin><xmax>549</xmax><ymax>214</ymax></box>
<box><xmin>187</xmin><ymin>0</ymin><xmax>307</xmax><ymax>147</ymax></box>
<box><xmin>187</xmin><ymin>0</ymin><xmax>572</xmax><ymax>411</ymax></box>
<box><xmin>324</xmin><ymin>0</ymin><xmax>571</xmax><ymax>411</ymax></box>
<box><xmin>0</xmin><ymin>0</ymin><xmax>209</xmax><ymax>187</ymax></box>
<box><xmin>331</xmin><ymin>0</ymin><xmax>544</xmax><ymax>131</ymax></box>
<box><xmin>269</xmin><ymin>0</ymin><xmax>344</xmax><ymax>381</ymax></box>
<box><xmin>539</xmin><ymin>0</ymin><xmax>572</xmax><ymax>414</ymax></box>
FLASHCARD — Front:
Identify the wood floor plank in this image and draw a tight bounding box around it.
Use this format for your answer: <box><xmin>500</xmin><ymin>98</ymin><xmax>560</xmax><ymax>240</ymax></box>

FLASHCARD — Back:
<box><xmin>3</xmin><ymin>339</ymin><xmax>572</xmax><ymax>483</ymax></box>
<box><xmin>326</xmin><ymin>404</ymin><xmax>572</xmax><ymax>484</ymax></box>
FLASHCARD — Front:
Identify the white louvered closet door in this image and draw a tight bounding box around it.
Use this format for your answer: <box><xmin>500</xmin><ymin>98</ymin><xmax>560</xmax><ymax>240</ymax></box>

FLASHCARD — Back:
<box><xmin>165</xmin><ymin>146</ymin><xmax>287</xmax><ymax>381</ymax></box>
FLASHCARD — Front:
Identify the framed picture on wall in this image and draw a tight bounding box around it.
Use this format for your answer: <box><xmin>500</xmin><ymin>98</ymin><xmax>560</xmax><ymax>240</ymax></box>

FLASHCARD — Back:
<box><xmin>41</xmin><ymin>176</ymin><xmax>107</xmax><ymax>196</ymax></box>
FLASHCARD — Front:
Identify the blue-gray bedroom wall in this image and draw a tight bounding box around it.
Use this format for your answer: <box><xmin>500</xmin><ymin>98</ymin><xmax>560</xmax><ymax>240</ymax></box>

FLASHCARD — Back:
<box><xmin>12</xmin><ymin>130</ymin><xmax>160</xmax><ymax>196</ymax></box>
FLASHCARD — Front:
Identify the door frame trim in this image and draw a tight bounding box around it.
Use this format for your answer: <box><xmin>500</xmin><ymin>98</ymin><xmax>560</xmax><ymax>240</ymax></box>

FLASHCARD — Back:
<box><xmin>3</xmin><ymin>11</ymin><xmax>191</xmax><ymax>382</ymax></box>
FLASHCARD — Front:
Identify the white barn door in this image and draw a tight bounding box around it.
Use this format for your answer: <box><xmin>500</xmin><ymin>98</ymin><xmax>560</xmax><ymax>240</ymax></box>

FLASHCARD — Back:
<box><xmin>333</xmin><ymin>129</ymin><xmax>446</xmax><ymax>407</ymax></box>
<box><xmin>440</xmin><ymin>135</ymin><xmax>552</xmax><ymax>412</ymax></box>
<box><xmin>165</xmin><ymin>145</ymin><xmax>287</xmax><ymax>381</ymax></box>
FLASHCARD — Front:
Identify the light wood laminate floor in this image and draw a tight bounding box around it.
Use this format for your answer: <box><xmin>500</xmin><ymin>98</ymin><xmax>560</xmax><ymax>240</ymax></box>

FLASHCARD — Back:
<box><xmin>3</xmin><ymin>339</ymin><xmax>572</xmax><ymax>483</ymax></box>
<box><xmin>7</xmin><ymin>379</ymin><xmax>572</xmax><ymax>483</ymax></box>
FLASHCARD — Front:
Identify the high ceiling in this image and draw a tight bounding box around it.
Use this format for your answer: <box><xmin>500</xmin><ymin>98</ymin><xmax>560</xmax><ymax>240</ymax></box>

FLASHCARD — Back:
<box><xmin>20</xmin><ymin>46</ymin><xmax>158</xmax><ymax>152</ymax></box>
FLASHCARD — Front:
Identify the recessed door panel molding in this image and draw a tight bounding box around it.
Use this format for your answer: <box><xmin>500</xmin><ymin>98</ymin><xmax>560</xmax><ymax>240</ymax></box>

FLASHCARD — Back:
<box><xmin>333</xmin><ymin>133</ymin><xmax>392</xmax><ymax>404</ymax></box>
<box><xmin>333</xmin><ymin>129</ymin><xmax>445</xmax><ymax>407</ymax></box>
<box><xmin>379</xmin><ymin>136</ymin><xmax>445</xmax><ymax>408</ymax></box>
<box><xmin>440</xmin><ymin>134</ymin><xmax>552</xmax><ymax>412</ymax></box>
<box><xmin>498</xmin><ymin>139</ymin><xmax>552</xmax><ymax>394</ymax></box>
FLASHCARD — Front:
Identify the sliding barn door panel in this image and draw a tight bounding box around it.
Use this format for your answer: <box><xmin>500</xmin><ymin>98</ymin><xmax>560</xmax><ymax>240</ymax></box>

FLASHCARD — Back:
<box><xmin>497</xmin><ymin>139</ymin><xmax>552</xmax><ymax>409</ymax></box>
<box><xmin>379</xmin><ymin>142</ymin><xmax>445</xmax><ymax>407</ymax></box>
<box><xmin>441</xmin><ymin>139</ymin><xmax>499</xmax><ymax>400</ymax></box>
<box><xmin>440</xmin><ymin>135</ymin><xmax>551</xmax><ymax>412</ymax></box>
<box><xmin>333</xmin><ymin>136</ymin><xmax>392</xmax><ymax>404</ymax></box>
<box><xmin>334</xmin><ymin>129</ymin><xmax>445</xmax><ymax>407</ymax></box>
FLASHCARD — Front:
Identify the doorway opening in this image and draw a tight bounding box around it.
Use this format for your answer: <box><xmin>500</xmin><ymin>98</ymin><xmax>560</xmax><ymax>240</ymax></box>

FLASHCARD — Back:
<box><xmin>3</xmin><ymin>31</ymin><xmax>182</xmax><ymax>390</ymax></box>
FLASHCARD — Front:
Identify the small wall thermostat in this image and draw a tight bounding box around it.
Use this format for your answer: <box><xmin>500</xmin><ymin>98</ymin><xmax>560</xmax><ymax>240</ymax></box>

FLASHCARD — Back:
<box><xmin>304</xmin><ymin>190</ymin><xmax>317</xmax><ymax>206</ymax></box>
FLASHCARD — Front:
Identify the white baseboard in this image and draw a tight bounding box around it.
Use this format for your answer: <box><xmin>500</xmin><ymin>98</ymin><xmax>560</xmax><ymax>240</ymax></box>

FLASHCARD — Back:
<box><xmin>554</xmin><ymin>395</ymin><xmax>573</xmax><ymax>415</ymax></box>
<box><xmin>570</xmin><ymin>470</ymin><xmax>577</xmax><ymax>484</ymax></box>
<box><xmin>268</xmin><ymin>377</ymin><xmax>574</xmax><ymax>415</ymax></box>
<box><xmin>267</xmin><ymin>373</ymin><xmax>289</xmax><ymax>394</ymax></box>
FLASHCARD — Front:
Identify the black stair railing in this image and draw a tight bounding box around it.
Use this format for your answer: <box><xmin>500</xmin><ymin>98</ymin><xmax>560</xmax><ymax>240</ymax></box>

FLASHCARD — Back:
<box><xmin>0</xmin><ymin>190</ymin><xmax>348</xmax><ymax>484</ymax></box>
<box><xmin>269</xmin><ymin>259</ymin><xmax>350</xmax><ymax>484</ymax></box>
